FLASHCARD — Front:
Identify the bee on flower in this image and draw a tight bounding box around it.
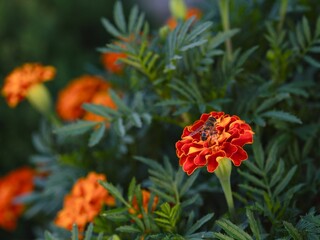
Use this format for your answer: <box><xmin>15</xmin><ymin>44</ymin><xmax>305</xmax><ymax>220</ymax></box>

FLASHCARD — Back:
<box><xmin>176</xmin><ymin>111</ymin><xmax>254</xmax><ymax>175</ymax></box>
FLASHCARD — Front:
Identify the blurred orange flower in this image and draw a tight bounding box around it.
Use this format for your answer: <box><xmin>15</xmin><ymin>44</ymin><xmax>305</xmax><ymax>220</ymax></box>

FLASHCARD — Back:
<box><xmin>176</xmin><ymin>112</ymin><xmax>254</xmax><ymax>175</ymax></box>
<box><xmin>101</xmin><ymin>52</ymin><xmax>127</xmax><ymax>74</ymax></box>
<box><xmin>56</xmin><ymin>75</ymin><xmax>113</xmax><ymax>121</ymax></box>
<box><xmin>2</xmin><ymin>63</ymin><xmax>56</xmax><ymax>107</ymax></box>
<box><xmin>55</xmin><ymin>172</ymin><xmax>115</xmax><ymax>233</ymax></box>
<box><xmin>167</xmin><ymin>7</ymin><xmax>202</xmax><ymax>30</ymax></box>
<box><xmin>0</xmin><ymin>167</ymin><xmax>34</xmax><ymax>231</ymax></box>
<box><xmin>128</xmin><ymin>190</ymin><xmax>159</xmax><ymax>218</ymax></box>
<box><xmin>83</xmin><ymin>91</ymin><xmax>117</xmax><ymax>122</ymax></box>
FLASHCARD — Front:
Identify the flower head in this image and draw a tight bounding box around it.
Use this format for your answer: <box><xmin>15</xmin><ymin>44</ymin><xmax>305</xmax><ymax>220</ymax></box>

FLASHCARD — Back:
<box><xmin>2</xmin><ymin>63</ymin><xmax>56</xmax><ymax>107</ymax></box>
<box><xmin>54</xmin><ymin>172</ymin><xmax>115</xmax><ymax>233</ymax></box>
<box><xmin>167</xmin><ymin>7</ymin><xmax>202</xmax><ymax>30</ymax></box>
<box><xmin>176</xmin><ymin>111</ymin><xmax>254</xmax><ymax>175</ymax></box>
<box><xmin>128</xmin><ymin>190</ymin><xmax>159</xmax><ymax>218</ymax></box>
<box><xmin>0</xmin><ymin>167</ymin><xmax>34</xmax><ymax>231</ymax></box>
<box><xmin>56</xmin><ymin>75</ymin><xmax>111</xmax><ymax>121</ymax></box>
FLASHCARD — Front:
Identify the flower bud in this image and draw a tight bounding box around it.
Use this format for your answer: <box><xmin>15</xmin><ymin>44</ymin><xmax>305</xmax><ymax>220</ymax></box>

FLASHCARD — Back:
<box><xmin>26</xmin><ymin>83</ymin><xmax>52</xmax><ymax>116</ymax></box>
<box><xmin>169</xmin><ymin>0</ymin><xmax>187</xmax><ymax>20</ymax></box>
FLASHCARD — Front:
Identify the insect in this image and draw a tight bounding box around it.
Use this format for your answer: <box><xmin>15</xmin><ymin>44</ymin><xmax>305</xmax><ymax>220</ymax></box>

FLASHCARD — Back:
<box><xmin>189</xmin><ymin>116</ymin><xmax>218</xmax><ymax>141</ymax></box>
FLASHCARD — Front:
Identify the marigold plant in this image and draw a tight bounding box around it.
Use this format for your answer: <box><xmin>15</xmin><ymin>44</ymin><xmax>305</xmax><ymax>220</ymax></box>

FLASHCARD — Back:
<box><xmin>54</xmin><ymin>172</ymin><xmax>115</xmax><ymax>233</ymax></box>
<box><xmin>1</xmin><ymin>63</ymin><xmax>55</xmax><ymax>107</ymax></box>
<box><xmin>0</xmin><ymin>167</ymin><xmax>34</xmax><ymax>231</ymax></box>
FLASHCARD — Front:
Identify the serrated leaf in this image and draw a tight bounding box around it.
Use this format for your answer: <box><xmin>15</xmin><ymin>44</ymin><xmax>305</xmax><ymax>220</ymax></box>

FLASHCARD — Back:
<box><xmin>283</xmin><ymin>221</ymin><xmax>303</xmax><ymax>240</ymax></box>
<box><xmin>252</xmin><ymin>138</ymin><xmax>265</xmax><ymax>169</ymax></box>
<box><xmin>44</xmin><ymin>231</ymin><xmax>58</xmax><ymax>240</ymax></box>
<box><xmin>83</xmin><ymin>103</ymin><xmax>120</xmax><ymax>118</ymax></box>
<box><xmin>115</xmin><ymin>118</ymin><xmax>125</xmax><ymax>137</ymax></box>
<box><xmin>302</xmin><ymin>17</ymin><xmax>311</xmax><ymax>42</ymax></box>
<box><xmin>180</xmin><ymin>170</ymin><xmax>199</xmax><ymax>197</ymax></box>
<box><xmin>246</xmin><ymin>209</ymin><xmax>261</xmax><ymax>240</ymax></box>
<box><xmin>304</xmin><ymin>55</ymin><xmax>320</xmax><ymax>68</ymax></box>
<box><xmin>134</xmin><ymin>12</ymin><xmax>145</xmax><ymax>35</ymax></box>
<box><xmin>128</xmin><ymin>5</ymin><xmax>138</xmax><ymax>32</ymax></box>
<box><xmin>181</xmin><ymin>39</ymin><xmax>208</xmax><ymax>51</ymax></box>
<box><xmin>72</xmin><ymin>224</ymin><xmax>79</xmax><ymax>240</ymax></box>
<box><xmin>187</xmin><ymin>21</ymin><xmax>213</xmax><ymax>42</ymax></box>
<box><xmin>256</xmin><ymin>93</ymin><xmax>290</xmax><ymax>113</ymax></box>
<box><xmin>53</xmin><ymin>121</ymin><xmax>97</xmax><ymax>136</ymax></box>
<box><xmin>238</xmin><ymin>184</ymin><xmax>265</xmax><ymax>196</ymax></box>
<box><xmin>264</xmin><ymin>143</ymin><xmax>278</xmax><ymax>173</ymax></box>
<box><xmin>88</xmin><ymin>123</ymin><xmax>106</xmax><ymax>147</ymax></box>
<box><xmin>101</xmin><ymin>18</ymin><xmax>121</xmax><ymax>37</ymax></box>
<box><xmin>114</xmin><ymin>1</ymin><xmax>126</xmax><ymax>33</ymax></box>
<box><xmin>215</xmin><ymin>219</ymin><xmax>253</xmax><ymax>240</ymax></box>
<box><xmin>262</xmin><ymin>110</ymin><xmax>302</xmax><ymax>124</ymax></box>
<box><xmin>109</xmin><ymin>89</ymin><xmax>131</xmax><ymax>113</ymax></box>
<box><xmin>270</xmin><ymin>160</ymin><xmax>285</xmax><ymax>188</ymax></box>
<box><xmin>238</xmin><ymin>170</ymin><xmax>267</xmax><ymax>189</ymax></box>
<box><xmin>214</xmin><ymin>232</ymin><xmax>234</xmax><ymax>240</ymax></box>
<box><xmin>130</xmin><ymin>112</ymin><xmax>142</xmax><ymax>128</ymax></box>
<box><xmin>211</xmin><ymin>29</ymin><xmax>240</xmax><ymax>49</ymax></box>
<box><xmin>84</xmin><ymin>223</ymin><xmax>94</xmax><ymax>240</ymax></box>
<box><xmin>99</xmin><ymin>180</ymin><xmax>130</xmax><ymax>207</ymax></box>
<box><xmin>116</xmin><ymin>225</ymin><xmax>141</xmax><ymax>233</ymax></box>
<box><xmin>309</xmin><ymin>46</ymin><xmax>320</xmax><ymax>53</ymax></box>
<box><xmin>101</xmin><ymin>207</ymin><xmax>128</xmax><ymax>222</ymax></box>
<box><xmin>274</xmin><ymin>165</ymin><xmax>297</xmax><ymax>195</ymax></box>
<box><xmin>185</xmin><ymin>213</ymin><xmax>214</xmax><ymax>235</ymax></box>
<box><xmin>236</xmin><ymin>46</ymin><xmax>258</xmax><ymax>68</ymax></box>
<box><xmin>244</xmin><ymin>161</ymin><xmax>264</xmax><ymax>176</ymax></box>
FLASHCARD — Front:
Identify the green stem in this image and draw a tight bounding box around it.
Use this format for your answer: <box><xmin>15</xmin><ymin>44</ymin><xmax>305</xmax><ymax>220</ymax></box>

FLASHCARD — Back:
<box><xmin>215</xmin><ymin>158</ymin><xmax>235</xmax><ymax>218</ymax></box>
<box><xmin>218</xmin><ymin>0</ymin><xmax>233</xmax><ymax>61</ymax></box>
<box><xmin>219</xmin><ymin>174</ymin><xmax>235</xmax><ymax>216</ymax></box>
<box><xmin>278</xmin><ymin>0</ymin><xmax>289</xmax><ymax>32</ymax></box>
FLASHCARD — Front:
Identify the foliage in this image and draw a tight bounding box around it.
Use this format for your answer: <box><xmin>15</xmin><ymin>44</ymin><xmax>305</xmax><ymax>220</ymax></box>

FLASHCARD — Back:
<box><xmin>1</xmin><ymin>0</ymin><xmax>320</xmax><ymax>239</ymax></box>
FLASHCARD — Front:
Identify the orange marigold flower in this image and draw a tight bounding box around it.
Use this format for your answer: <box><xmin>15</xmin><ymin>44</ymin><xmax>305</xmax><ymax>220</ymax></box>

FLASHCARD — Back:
<box><xmin>83</xmin><ymin>91</ymin><xmax>117</xmax><ymax>122</ymax></box>
<box><xmin>56</xmin><ymin>75</ymin><xmax>111</xmax><ymax>121</ymax></box>
<box><xmin>176</xmin><ymin>112</ymin><xmax>254</xmax><ymax>175</ymax></box>
<box><xmin>101</xmin><ymin>52</ymin><xmax>127</xmax><ymax>74</ymax></box>
<box><xmin>54</xmin><ymin>172</ymin><xmax>115</xmax><ymax>233</ymax></box>
<box><xmin>0</xmin><ymin>167</ymin><xmax>34</xmax><ymax>231</ymax></box>
<box><xmin>128</xmin><ymin>190</ymin><xmax>159</xmax><ymax>218</ymax></box>
<box><xmin>167</xmin><ymin>7</ymin><xmax>202</xmax><ymax>30</ymax></box>
<box><xmin>2</xmin><ymin>63</ymin><xmax>56</xmax><ymax>107</ymax></box>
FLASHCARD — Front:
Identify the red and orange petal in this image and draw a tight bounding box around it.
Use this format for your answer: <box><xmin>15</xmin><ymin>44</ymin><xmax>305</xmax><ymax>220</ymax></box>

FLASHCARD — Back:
<box><xmin>176</xmin><ymin>112</ymin><xmax>254</xmax><ymax>175</ymax></box>
<box><xmin>54</xmin><ymin>172</ymin><xmax>115</xmax><ymax>232</ymax></box>
<box><xmin>83</xmin><ymin>91</ymin><xmax>117</xmax><ymax>123</ymax></box>
<box><xmin>56</xmin><ymin>75</ymin><xmax>111</xmax><ymax>121</ymax></box>
<box><xmin>2</xmin><ymin>63</ymin><xmax>56</xmax><ymax>107</ymax></box>
<box><xmin>101</xmin><ymin>52</ymin><xmax>127</xmax><ymax>74</ymax></box>
<box><xmin>0</xmin><ymin>167</ymin><xmax>34</xmax><ymax>231</ymax></box>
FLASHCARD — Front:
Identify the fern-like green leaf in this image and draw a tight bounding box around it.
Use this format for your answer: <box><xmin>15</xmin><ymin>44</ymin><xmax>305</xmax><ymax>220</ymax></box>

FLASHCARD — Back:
<box><xmin>261</xmin><ymin>110</ymin><xmax>302</xmax><ymax>124</ymax></box>
<box><xmin>215</xmin><ymin>219</ymin><xmax>253</xmax><ymax>240</ymax></box>
<box><xmin>53</xmin><ymin>120</ymin><xmax>98</xmax><ymax>136</ymax></box>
